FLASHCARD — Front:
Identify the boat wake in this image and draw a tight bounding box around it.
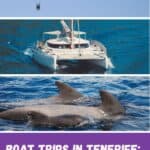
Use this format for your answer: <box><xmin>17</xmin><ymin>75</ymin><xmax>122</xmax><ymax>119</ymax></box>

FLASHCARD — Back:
<box><xmin>7</xmin><ymin>41</ymin><xmax>33</xmax><ymax>58</ymax></box>
<box><xmin>24</xmin><ymin>48</ymin><xmax>33</xmax><ymax>57</ymax></box>
<box><xmin>105</xmin><ymin>56</ymin><xmax>115</xmax><ymax>69</ymax></box>
<box><xmin>58</xmin><ymin>65</ymin><xmax>68</xmax><ymax>70</ymax></box>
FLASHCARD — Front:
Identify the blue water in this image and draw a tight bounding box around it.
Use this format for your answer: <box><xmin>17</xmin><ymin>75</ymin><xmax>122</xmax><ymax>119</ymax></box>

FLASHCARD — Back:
<box><xmin>0</xmin><ymin>76</ymin><xmax>149</xmax><ymax>131</ymax></box>
<box><xmin>0</xmin><ymin>20</ymin><xmax>149</xmax><ymax>74</ymax></box>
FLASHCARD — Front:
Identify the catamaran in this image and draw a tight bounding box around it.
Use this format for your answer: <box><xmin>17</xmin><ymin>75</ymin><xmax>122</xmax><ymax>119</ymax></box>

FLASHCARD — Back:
<box><xmin>32</xmin><ymin>20</ymin><xmax>113</xmax><ymax>71</ymax></box>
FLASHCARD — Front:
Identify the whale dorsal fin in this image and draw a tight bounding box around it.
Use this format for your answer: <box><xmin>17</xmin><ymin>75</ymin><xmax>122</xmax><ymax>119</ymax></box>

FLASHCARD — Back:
<box><xmin>55</xmin><ymin>81</ymin><xmax>83</xmax><ymax>100</ymax></box>
<box><xmin>100</xmin><ymin>90</ymin><xmax>125</xmax><ymax>115</ymax></box>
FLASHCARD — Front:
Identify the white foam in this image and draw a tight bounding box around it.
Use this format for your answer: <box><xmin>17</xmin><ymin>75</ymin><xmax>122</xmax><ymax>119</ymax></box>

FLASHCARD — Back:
<box><xmin>24</xmin><ymin>48</ymin><xmax>33</xmax><ymax>57</ymax></box>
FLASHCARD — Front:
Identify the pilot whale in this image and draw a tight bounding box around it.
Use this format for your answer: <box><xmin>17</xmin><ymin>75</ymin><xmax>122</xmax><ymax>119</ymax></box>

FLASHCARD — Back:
<box><xmin>0</xmin><ymin>83</ymin><xmax>125</xmax><ymax>128</ymax></box>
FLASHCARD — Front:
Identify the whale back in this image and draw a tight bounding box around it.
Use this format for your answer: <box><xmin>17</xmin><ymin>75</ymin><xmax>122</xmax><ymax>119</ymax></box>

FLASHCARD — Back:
<box><xmin>99</xmin><ymin>90</ymin><xmax>125</xmax><ymax>116</ymax></box>
<box><xmin>55</xmin><ymin>81</ymin><xmax>83</xmax><ymax>101</ymax></box>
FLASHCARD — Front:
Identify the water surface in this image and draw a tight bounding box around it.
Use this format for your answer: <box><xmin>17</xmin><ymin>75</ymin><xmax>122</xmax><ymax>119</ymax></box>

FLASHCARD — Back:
<box><xmin>0</xmin><ymin>20</ymin><xmax>149</xmax><ymax>74</ymax></box>
<box><xmin>0</xmin><ymin>76</ymin><xmax>149</xmax><ymax>131</ymax></box>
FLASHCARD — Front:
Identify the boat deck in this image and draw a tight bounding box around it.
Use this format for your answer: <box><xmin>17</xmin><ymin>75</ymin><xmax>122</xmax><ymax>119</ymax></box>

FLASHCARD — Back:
<box><xmin>57</xmin><ymin>53</ymin><xmax>105</xmax><ymax>60</ymax></box>
<box><xmin>42</xmin><ymin>48</ymin><xmax>106</xmax><ymax>60</ymax></box>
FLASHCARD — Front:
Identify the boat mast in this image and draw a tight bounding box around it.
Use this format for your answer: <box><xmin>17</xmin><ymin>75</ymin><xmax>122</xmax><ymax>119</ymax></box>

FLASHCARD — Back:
<box><xmin>77</xmin><ymin>20</ymin><xmax>82</xmax><ymax>56</ymax></box>
<box><xmin>77</xmin><ymin>20</ymin><xmax>81</xmax><ymax>47</ymax></box>
<box><xmin>60</xmin><ymin>20</ymin><xmax>74</xmax><ymax>49</ymax></box>
<box><xmin>71</xmin><ymin>20</ymin><xmax>74</xmax><ymax>49</ymax></box>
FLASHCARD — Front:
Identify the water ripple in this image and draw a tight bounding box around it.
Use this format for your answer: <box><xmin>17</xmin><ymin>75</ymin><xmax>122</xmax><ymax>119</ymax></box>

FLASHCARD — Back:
<box><xmin>0</xmin><ymin>76</ymin><xmax>149</xmax><ymax>131</ymax></box>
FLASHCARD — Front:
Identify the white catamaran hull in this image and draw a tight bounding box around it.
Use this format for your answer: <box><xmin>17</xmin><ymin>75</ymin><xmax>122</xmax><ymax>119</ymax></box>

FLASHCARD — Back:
<box><xmin>32</xmin><ymin>49</ymin><xmax>57</xmax><ymax>70</ymax></box>
<box><xmin>85</xmin><ymin>58</ymin><xmax>107</xmax><ymax>70</ymax></box>
<box><xmin>91</xmin><ymin>58</ymin><xmax>106</xmax><ymax>69</ymax></box>
<box><xmin>90</xmin><ymin>57</ymin><xmax>113</xmax><ymax>69</ymax></box>
<box><xmin>32</xmin><ymin>50</ymin><xmax>109</xmax><ymax>71</ymax></box>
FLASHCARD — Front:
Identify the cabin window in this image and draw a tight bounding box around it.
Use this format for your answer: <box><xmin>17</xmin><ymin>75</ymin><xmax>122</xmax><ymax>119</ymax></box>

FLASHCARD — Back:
<box><xmin>75</xmin><ymin>44</ymin><xmax>89</xmax><ymax>48</ymax></box>
<box><xmin>47</xmin><ymin>43</ymin><xmax>62</xmax><ymax>49</ymax></box>
<box><xmin>47</xmin><ymin>43</ymin><xmax>70</xmax><ymax>49</ymax></box>
<box><xmin>47</xmin><ymin>43</ymin><xmax>89</xmax><ymax>49</ymax></box>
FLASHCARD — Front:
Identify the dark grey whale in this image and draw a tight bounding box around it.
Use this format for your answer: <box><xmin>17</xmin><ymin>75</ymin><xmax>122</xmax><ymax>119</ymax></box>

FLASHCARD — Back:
<box><xmin>0</xmin><ymin>81</ymin><xmax>125</xmax><ymax>128</ymax></box>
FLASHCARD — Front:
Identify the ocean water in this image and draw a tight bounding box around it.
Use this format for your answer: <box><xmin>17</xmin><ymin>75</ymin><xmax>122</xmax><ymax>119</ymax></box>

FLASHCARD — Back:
<box><xmin>0</xmin><ymin>20</ymin><xmax>149</xmax><ymax>74</ymax></box>
<box><xmin>0</xmin><ymin>76</ymin><xmax>149</xmax><ymax>131</ymax></box>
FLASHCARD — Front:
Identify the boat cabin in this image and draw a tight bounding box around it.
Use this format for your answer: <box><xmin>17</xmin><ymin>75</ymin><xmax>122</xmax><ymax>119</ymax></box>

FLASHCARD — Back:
<box><xmin>46</xmin><ymin>43</ymin><xmax>89</xmax><ymax>49</ymax></box>
<box><xmin>43</xmin><ymin>30</ymin><xmax>90</xmax><ymax>49</ymax></box>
